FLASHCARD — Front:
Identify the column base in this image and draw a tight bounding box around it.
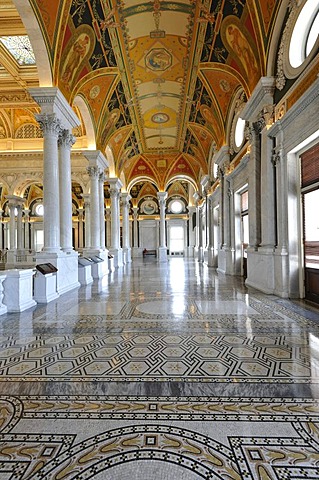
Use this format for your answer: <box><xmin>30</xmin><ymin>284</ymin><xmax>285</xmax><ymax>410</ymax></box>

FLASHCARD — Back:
<box><xmin>123</xmin><ymin>247</ymin><xmax>132</xmax><ymax>264</ymax></box>
<box><xmin>34</xmin><ymin>272</ymin><xmax>59</xmax><ymax>303</ymax></box>
<box><xmin>109</xmin><ymin>248</ymin><xmax>123</xmax><ymax>268</ymax></box>
<box><xmin>157</xmin><ymin>247</ymin><xmax>168</xmax><ymax>262</ymax></box>
<box><xmin>186</xmin><ymin>246</ymin><xmax>194</xmax><ymax>258</ymax></box>
<box><xmin>83</xmin><ymin>249</ymin><xmax>109</xmax><ymax>278</ymax></box>
<box><xmin>217</xmin><ymin>247</ymin><xmax>235</xmax><ymax>275</ymax></box>
<box><xmin>207</xmin><ymin>247</ymin><xmax>217</xmax><ymax>267</ymax></box>
<box><xmin>198</xmin><ymin>247</ymin><xmax>204</xmax><ymax>263</ymax></box>
<box><xmin>132</xmin><ymin>247</ymin><xmax>143</xmax><ymax>258</ymax></box>
<box><xmin>3</xmin><ymin>269</ymin><xmax>37</xmax><ymax>312</ymax></box>
<box><xmin>36</xmin><ymin>251</ymin><xmax>80</xmax><ymax>295</ymax></box>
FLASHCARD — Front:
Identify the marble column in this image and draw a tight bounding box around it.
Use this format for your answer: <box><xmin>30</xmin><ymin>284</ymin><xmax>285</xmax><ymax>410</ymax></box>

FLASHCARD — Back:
<box><xmin>82</xmin><ymin>195</ymin><xmax>91</xmax><ymax>249</ymax></box>
<box><xmin>78</xmin><ymin>208</ymin><xmax>84</xmax><ymax>250</ymax></box>
<box><xmin>121</xmin><ymin>193</ymin><xmax>132</xmax><ymax>264</ymax></box>
<box><xmin>87</xmin><ymin>166</ymin><xmax>101</xmax><ymax>250</ymax></box>
<box><xmin>105</xmin><ymin>207</ymin><xmax>111</xmax><ymax>248</ymax></box>
<box><xmin>8</xmin><ymin>203</ymin><xmax>16</xmax><ymax>251</ymax></box>
<box><xmin>109</xmin><ymin>178</ymin><xmax>123</xmax><ymax>267</ymax></box>
<box><xmin>16</xmin><ymin>205</ymin><xmax>23</xmax><ymax>250</ymax></box>
<box><xmin>23</xmin><ymin>209</ymin><xmax>30</xmax><ymax>250</ymax></box>
<box><xmin>187</xmin><ymin>206</ymin><xmax>196</xmax><ymax>257</ymax></box>
<box><xmin>36</xmin><ymin>113</ymin><xmax>62</xmax><ymax>253</ymax></box>
<box><xmin>58</xmin><ymin>129</ymin><xmax>75</xmax><ymax>252</ymax></box>
<box><xmin>0</xmin><ymin>210</ymin><xmax>3</xmax><ymax>250</ymax></box>
<box><xmin>157</xmin><ymin>192</ymin><xmax>168</xmax><ymax>262</ymax></box>
<box><xmin>132</xmin><ymin>206</ymin><xmax>140</xmax><ymax>257</ymax></box>
<box><xmin>207</xmin><ymin>198</ymin><xmax>215</xmax><ymax>267</ymax></box>
<box><xmin>99</xmin><ymin>172</ymin><xmax>106</xmax><ymax>250</ymax></box>
<box><xmin>30</xmin><ymin>87</ymin><xmax>81</xmax><ymax>296</ymax></box>
<box><xmin>198</xmin><ymin>206</ymin><xmax>204</xmax><ymax>263</ymax></box>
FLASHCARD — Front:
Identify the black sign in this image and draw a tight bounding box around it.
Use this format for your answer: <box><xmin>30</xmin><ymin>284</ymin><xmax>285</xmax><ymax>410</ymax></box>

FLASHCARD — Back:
<box><xmin>36</xmin><ymin>263</ymin><xmax>58</xmax><ymax>275</ymax></box>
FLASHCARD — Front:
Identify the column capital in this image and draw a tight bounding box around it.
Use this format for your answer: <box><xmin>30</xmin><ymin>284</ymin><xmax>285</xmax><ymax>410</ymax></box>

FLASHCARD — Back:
<box><xmin>36</xmin><ymin>113</ymin><xmax>62</xmax><ymax>137</ymax></box>
<box><xmin>83</xmin><ymin>150</ymin><xmax>108</xmax><ymax>171</ymax></box>
<box><xmin>240</xmin><ymin>77</ymin><xmax>275</xmax><ymax>122</ymax></box>
<box><xmin>29</xmin><ymin>87</ymin><xmax>80</xmax><ymax>130</ymax></box>
<box><xmin>157</xmin><ymin>191</ymin><xmax>167</xmax><ymax>205</ymax></box>
<box><xmin>82</xmin><ymin>194</ymin><xmax>91</xmax><ymax>205</ymax></box>
<box><xmin>5</xmin><ymin>195</ymin><xmax>25</xmax><ymax>208</ymax></box>
<box><xmin>87</xmin><ymin>165</ymin><xmax>100</xmax><ymax>178</ymax></box>
<box><xmin>108</xmin><ymin>177</ymin><xmax>123</xmax><ymax>192</ymax></box>
<box><xmin>58</xmin><ymin>129</ymin><xmax>76</xmax><ymax>149</ymax></box>
<box><xmin>121</xmin><ymin>192</ymin><xmax>131</xmax><ymax>204</ymax></box>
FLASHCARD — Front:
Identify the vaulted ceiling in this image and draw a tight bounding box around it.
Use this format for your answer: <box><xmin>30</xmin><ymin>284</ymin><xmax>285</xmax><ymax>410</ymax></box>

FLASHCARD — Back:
<box><xmin>0</xmin><ymin>0</ymin><xmax>281</xmax><ymax>192</ymax></box>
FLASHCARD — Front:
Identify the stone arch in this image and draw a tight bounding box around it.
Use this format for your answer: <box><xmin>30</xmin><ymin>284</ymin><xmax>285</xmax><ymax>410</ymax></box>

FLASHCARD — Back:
<box><xmin>12</xmin><ymin>0</ymin><xmax>53</xmax><ymax>87</ymax></box>
<box><xmin>73</xmin><ymin>95</ymin><xmax>96</xmax><ymax>150</ymax></box>
<box><xmin>165</xmin><ymin>175</ymin><xmax>197</xmax><ymax>193</ymax></box>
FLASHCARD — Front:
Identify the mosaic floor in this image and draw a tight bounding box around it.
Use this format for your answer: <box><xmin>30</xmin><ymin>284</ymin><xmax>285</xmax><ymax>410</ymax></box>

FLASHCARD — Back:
<box><xmin>1</xmin><ymin>257</ymin><xmax>319</xmax><ymax>479</ymax></box>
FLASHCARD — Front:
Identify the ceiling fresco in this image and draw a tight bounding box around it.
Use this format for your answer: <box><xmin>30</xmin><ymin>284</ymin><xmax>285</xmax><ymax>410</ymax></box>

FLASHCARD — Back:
<box><xmin>0</xmin><ymin>0</ymin><xmax>282</xmax><ymax>193</ymax></box>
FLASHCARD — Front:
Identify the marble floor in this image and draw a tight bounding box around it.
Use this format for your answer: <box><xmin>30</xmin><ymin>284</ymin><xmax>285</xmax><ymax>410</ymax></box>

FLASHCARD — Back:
<box><xmin>1</xmin><ymin>257</ymin><xmax>319</xmax><ymax>479</ymax></box>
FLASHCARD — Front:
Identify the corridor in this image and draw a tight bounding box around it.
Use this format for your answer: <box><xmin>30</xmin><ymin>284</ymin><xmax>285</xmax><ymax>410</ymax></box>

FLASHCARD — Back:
<box><xmin>1</xmin><ymin>257</ymin><xmax>319</xmax><ymax>479</ymax></box>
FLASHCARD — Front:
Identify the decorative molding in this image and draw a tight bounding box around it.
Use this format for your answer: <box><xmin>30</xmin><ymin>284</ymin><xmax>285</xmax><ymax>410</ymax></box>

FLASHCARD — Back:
<box><xmin>58</xmin><ymin>129</ymin><xmax>76</xmax><ymax>149</ymax></box>
<box><xmin>36</xmin><ymin>113</ymin><xmax>61</xmax><ymax>137</ymax></box>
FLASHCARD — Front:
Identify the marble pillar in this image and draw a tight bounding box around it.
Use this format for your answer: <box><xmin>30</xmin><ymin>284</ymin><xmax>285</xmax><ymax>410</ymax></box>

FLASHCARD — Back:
<box><xmin>105</xmin><ymin>207</ymin><xmax>111</xmax><ymax>249</ymax></box>
<box><xmin>36</xmin><ymin>114</ymin><xmax>61</xmax><ymax>253</ymax></box>
<box><xmin>82</xmin><ymin>195</ymin><xmax>91</xmax><ymax>249</ymax></box>
<box><xmin>108</xmin><ymin>178</ymin><xmax>123</xmax><ymax>268</ymax></box>
<box><xmin>157</xmin><ymin>192</ymin><xmax>168</xmax><ymax>262</ymax></box>
<box><xmin>207</xmin><ymin>198</ymin><xmax>215</xmax><ymax>267</ymax></box>
<box><xmin>198</xmin><ymin>206</ymin><xmax>204</xmax><ymax>263</ymax></box>
<box><xmin>23</xmin><ymin>209</ymin><xmax>30</xmax><ymax>250</ymax></box>
<box><xmin>87</xmin><ymin>166</ymin><xmax>101</xmax><ymax>251</ymax></box>
<box><xmin>121</xmin><ymin>193</ymin><xmax>132</xmax><ymax>263</ymax></box>
<box><xmin>31</xmin><ymin>88</ymin><xmax>81</xmax><ymax>296</ymax></box>
<box><xmin>187</xmin><ymin>206</ymin><xmax>196</xmax><ymax>257</ymax></box>
<box><xmin>58</xmin><ymin>129</ymin><xmax>75</xmax><ymax>253</ymax></box>
<box><xmin>99</xmin><ymin>172</ymin><xmax>106</xmax><ymax>250</ymax></box>
<box><xmin>8</xmin><ymin>203</ymin><xmax>16</xmax><ymax>251</ymax></box>
<box><xmin>78</xmin><ymin>208</ymin><xmax>84</xmax><ymax>250</ymax></box>
<box><xmin>132</xmin><ymin>206</ymin><xmax>140</xmax><ymax>257</ymax></box>
<box><xmin>0</xmin><ymin>210</ymin><xmax>3</xmax><ymax>250</ymax></box>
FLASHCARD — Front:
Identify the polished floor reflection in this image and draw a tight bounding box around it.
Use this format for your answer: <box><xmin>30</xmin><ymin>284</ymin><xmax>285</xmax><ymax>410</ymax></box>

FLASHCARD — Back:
<box><xmin>1</xmin><ymin>258</ymin><xmax>319</xmax><ymax>479</ymax></box>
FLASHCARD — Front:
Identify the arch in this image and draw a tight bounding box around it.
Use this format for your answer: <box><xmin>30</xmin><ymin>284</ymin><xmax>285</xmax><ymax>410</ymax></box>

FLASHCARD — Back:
<box><xmin>73</xmin><ymin>95</ymin><xmax>96</xmax><ymax>150</ymax></box>
<box><xmin>105</xmin><ymin>144</ymin><xmax>116</xmax><ymax>177</ymax></box>
<box><xmin>127</xmin><ymin>176</ymin><xmax>159</xmax><ymax>193</ymax></box>
<box><xmin>266</xmin><ymin>0</ymin><xmax>290</xmax><ymax>77</ymax></box>
<box><xmin>165</xmin><ymin>175</ymin><xmax>198</xmax><ymax>193</ymax></box>
<box><xmin>12</xmin><ymin>0</ymin><xmax>52</xmax><ymax>87</ymax></box>
<box><xmin>13</xmin><ymin>176</ymin><xmax>43</xmax><ymax>198</ymax></box>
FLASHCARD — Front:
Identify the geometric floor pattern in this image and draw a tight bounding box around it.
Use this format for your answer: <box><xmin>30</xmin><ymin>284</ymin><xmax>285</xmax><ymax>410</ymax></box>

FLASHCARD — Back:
<box><xmin>1</xmin><ymin>257</ymin><xmax>319</xmax><ymax>479</ymax></box>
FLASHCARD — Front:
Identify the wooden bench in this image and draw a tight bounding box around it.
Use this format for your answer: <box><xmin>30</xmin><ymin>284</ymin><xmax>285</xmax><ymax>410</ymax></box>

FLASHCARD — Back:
<box><xmin>143</xmin><ymin>249</ymin><xmax>157</xmax><ymax>257</ymax></box>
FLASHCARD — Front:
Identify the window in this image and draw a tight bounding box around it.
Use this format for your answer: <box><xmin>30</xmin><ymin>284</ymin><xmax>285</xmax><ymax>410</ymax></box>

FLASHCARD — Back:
<box><xmin>0</xmin><ymin>36</ymin><xmax>36</xmax><ymax>65</ymax></box>
<box><xmin>35</xmin><ymin>204</ymin><xmax>44</xmax><ymax>216</ymax></box>
<box><xmin>289</xmin><ymin>0</ymin><xmax>319</xmax><ymax>69</ymax></box>
<box><xmin>234</xmin><ymin>117</ymin><xmax>246</xmax><ymax>149</ymax></box>
<box><xmin>170</xmin><ymin>200</ymin><xmax>183</xmax><ymax>214</ymax></box>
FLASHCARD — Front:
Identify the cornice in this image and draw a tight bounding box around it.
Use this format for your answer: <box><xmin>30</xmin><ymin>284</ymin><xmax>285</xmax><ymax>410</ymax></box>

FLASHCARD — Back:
<box><xmin>241</xmin><ymin>77</ymin><xmax>275</xmax><ymax>121</ymax></box>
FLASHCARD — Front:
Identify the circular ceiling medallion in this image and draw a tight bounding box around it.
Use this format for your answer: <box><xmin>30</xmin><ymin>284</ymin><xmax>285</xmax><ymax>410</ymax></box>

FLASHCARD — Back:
<box><xmin>145</xmin><ymin>48</ymin><xmax>172</xmax><ymax>71</ymax></box>
<box><xmin>151</xmin><ymin>112</ymin><xmax>169</xmax><ymax>124</ymax></box>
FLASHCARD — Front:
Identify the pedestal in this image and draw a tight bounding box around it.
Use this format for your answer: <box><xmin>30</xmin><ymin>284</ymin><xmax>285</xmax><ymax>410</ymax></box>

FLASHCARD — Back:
<box><xmin>36</xmin><ymin>250</ymin><xmax>80</xmax><ymax>295</ymax></box>
<box><xmin>0</xmin><ymin>274</ymin><xmax>7</xmax><ymax>315</ymax></box>
<box><xmin>109</xmin><ymin>248</ymin><xmax>123</xmax><ymax>268</ymax></box>
<box><xmin>3</xmin><ymin>269</ymin><xmax>37</xmax><ymax>312</ymax></box>
<box><xmin>108</xmin><ymin>256</ymin><xmax>115</xmax><ymax>272</ymax></box>
<box><xmin>78</xmin><ymin>265</ymin><xmax>93</xmax><ymax>285</ymax></box>
<box><xmin>157</xmin><ymin>247</ymin><xmax>168</xmax><ymax>263</ymax></box>
<box><xmin>123</xmin><ymin>247</ymin><xmax>132</xmax><ymax>264</ymax></box>
<box><xmin>34</xmin><ymin>272</ymin><xmax>59</xmax><ymax>303</ymax></box>
<box><xmin>83</xmin><ymin>249</ymin><xmax>109</xmax><ymax>278</ymax></box>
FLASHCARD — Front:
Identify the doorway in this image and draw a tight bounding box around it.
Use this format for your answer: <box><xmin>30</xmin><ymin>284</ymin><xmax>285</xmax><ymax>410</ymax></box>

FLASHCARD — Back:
<box><xmin>303</xmin><ymin>188</ymin><xmax>319</xmax><ymax>303</ymax></box>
